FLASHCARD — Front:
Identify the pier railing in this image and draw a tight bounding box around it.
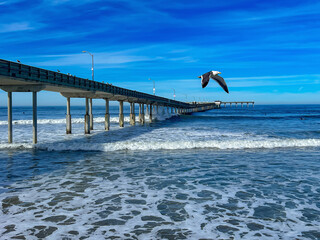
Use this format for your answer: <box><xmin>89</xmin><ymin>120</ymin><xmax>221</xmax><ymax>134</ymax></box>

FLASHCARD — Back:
<box><xmin>0</xmin><ymin>59</ymin><xmax>193</xmax><ymax>108</ymax></box>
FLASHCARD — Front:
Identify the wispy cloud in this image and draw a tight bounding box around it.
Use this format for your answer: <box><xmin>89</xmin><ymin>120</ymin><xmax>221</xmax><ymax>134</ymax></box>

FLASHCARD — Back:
<box><xmin>0</xmin><ymin>22</ymin><xmax>34</xmax><ymax>33</ymax></box>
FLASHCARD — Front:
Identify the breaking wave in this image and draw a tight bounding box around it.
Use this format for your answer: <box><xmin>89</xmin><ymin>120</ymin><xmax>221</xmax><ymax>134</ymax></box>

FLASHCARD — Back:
<box><xmin>1</xmin><ymin>138</ymin><xmax>319</xmax><ymax>152</ymax></box>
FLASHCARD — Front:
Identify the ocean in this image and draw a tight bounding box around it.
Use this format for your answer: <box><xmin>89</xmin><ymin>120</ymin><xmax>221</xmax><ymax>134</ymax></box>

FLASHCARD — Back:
<box><xmin>0</xmin><ymin>104</ymin><xmax>319</xmax><ymax>239</ymax></box>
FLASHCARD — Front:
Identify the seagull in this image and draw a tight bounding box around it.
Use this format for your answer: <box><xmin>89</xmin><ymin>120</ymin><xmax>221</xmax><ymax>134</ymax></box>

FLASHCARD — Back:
<box><xmin>57</xmin><ymin>69</ymin><xmax>60</xmax><ymax>73</ymax></box>
<box><xmin>198</xmin><ymin>70</ymin><xmax>229</xmax><ymax>93</ymax></box>
<box><xmin>16</xmin><ymin>60</ymin><xmax>21</xmax><ymax>63</ymax></box>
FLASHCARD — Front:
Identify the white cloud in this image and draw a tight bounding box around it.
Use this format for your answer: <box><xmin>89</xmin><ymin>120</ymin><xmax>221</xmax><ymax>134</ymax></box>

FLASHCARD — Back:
<box><xmin>0</xmin><ymin>22</ymin><xmax>34</xmax><ymax>33</ymax></box>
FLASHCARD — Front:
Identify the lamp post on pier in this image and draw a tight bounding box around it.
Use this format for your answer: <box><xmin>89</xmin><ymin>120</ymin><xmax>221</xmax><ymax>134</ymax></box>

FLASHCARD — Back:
<box><xmin>172</xmin><ymin>88</ymin><xmax>176</xmax><ymax>100</ymax></box>
<box><xmin>82</xmin><ymin>51</ymin><xmax>94</xmax><ymax>81</ymax></box>
<box><xmin>149</xmin><ymin>78</ymin><xmax>155</xmax><ymax>95</ymax></box>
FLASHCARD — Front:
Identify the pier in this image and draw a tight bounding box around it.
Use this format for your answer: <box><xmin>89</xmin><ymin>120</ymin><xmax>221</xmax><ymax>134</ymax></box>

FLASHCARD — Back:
<box><xmin>221</xmin><ymin>101</ymin><xmax>255</xmax><ymax>108</ymax></box>
<box><xmin>0</xmin><ymin>59</ymin><xmax>220</xmax><ymax>144</ymax></box>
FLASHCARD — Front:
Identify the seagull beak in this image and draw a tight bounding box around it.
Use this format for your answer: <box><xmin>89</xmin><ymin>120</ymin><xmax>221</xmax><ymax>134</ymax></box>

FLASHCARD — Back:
<box><xmin>198</xmin><ymin>76</ymin><xmax>201</xmax><ymax>78</ymax></box>
<box><xmin>218</xmin><ymin>72</ymin><xmax>221</xmax><ymax>74</ymax></box>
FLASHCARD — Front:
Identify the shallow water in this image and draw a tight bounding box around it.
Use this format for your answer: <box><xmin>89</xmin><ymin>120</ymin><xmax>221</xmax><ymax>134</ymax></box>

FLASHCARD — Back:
<box><xmin>0</xmin><ymin>105</ymin><xmax>320</xmax><ymax>239</ymax></box>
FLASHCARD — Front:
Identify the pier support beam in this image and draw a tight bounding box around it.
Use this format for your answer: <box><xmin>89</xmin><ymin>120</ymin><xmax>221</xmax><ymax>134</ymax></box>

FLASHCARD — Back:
<box><xmin>85</xmin><ymin>98</ymin><xmax>90</xmax><ymax>134</ymax></box>
<box><xmin>130</xmin><ymin>102</ymin><xmax>136</xmax><ymax>125</ymax></box>
<box><xmin>66</xmin><ymin>97</ymin><xmax>71</xmax><ymax>134</ymax></box>
<box><xmin>8</xmin><ymin>92</ymin><xmax>12</xmax><ymax>143</ymax></box>
<box><xmin>139</xmin><ymin>103</ymin><xmax>145</xmax><ymax>124</ymax></box>
<box><xmin>119</xmin><ymin>101</ymin><xmax>124</xmax><ymax>127</ymax></box>
<box><xmin>105</xmin><ymin>99</ymin><xmax>110</xmax><ymax>131</ymax></box>
<box><xmin>149</xmin><ymin>105</ymin><xmax>153</xmax><ymax>123</ymax></box>
<box><xmin>89</xmin><ymin>98</ymin><xmax>93</xmax><ymax>130</ymax></box>
<box><xmin>32</xmin><ymin>92</ymin><xmax>37</xmax><ymax>144</ymax></box>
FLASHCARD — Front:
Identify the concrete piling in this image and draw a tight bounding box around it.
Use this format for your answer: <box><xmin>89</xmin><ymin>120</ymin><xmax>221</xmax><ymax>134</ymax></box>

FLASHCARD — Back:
<box><xmin>8</xmin><ymin>92</ymin><xmax>12</xmax><ymax>143</ymax></box>
<box><xmin>85</xmin><ymin>98</ymin><xmax>90</xmax><ymax>134</ymax></box>
<box><xmin>32</xmin><ymin>92</ymin><xmax>37</xmax><ymax>144</ymax></box>
<box><xmin>130</xmin><ymin>102</ymin><xmax>136</xmax><ymax>125</ymax></box>
<box><xmin>139</xmin><ymin>103</ymin><xmax>145</xmax><ymax>124</ymax></box>
<box><xmin>66</xmin><ymin>97</ymin><xmax>71</xmax><ymax>134</ymax></box>
<box><xmin>89</xmin><ymin>98</ymin><xmax>93</xmax><ymax>130</ymax></box>
<box><xmin>119</xmin><ymin>101</ymin><xmax>124</xmax><ymax>127</ymax></box>
<box><xmin>105</xmin><ymin>99</ymin><xmax>110</xmax><ymax>131</ymax></box>
<box><xmin>149</xmin><ymin>105</ymin><xmax>153</xmax><ymax>123</ymax></box>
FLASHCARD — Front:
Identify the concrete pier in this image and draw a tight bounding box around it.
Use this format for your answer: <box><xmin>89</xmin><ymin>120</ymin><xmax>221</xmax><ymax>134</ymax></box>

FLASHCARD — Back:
<box><xmin>89</xmin><ymin>98</ymin><xmax>93</xmax><ymax>130</ymax></box>
<box><xmin>66</xmin><ymin>97</ymin><xmax>71</xmax><ymax>134</ymax></box>
<box><xmin>85</xmin><ymin>98</ymin><xmax>90</xmax><ymax>134</ymax></box>
<box><xmin>130</xmin><ymin>102</ymin><xmax>136</xmax><ymax>125</ymax></box>
<box><xmin>32</xmin><ymin>92</ymin><xmax>37</xmax><ymax>144</ymax></box>
<box><xmin>119</xmin><ymin>101</ymin><xmax>124</xmax><ymax>127</ymax></box>
<box><xmin>139</xmin><ymin>103</ymin><xmax>145</xmax><ymax>124</ymax></box>
<box><xmin>105</xmin><ymin>99</ymin><xmax>110</xmax><ymax>131</ymax></box>
<box><xmin>0</xmin><ymin>59</ymin><xmax>253</xmax><ymax>144</ymax></box>
<box><xmin>7</xmin><ymin>92</ymin><xmax>12</xmax><ymax>143</ymax></box>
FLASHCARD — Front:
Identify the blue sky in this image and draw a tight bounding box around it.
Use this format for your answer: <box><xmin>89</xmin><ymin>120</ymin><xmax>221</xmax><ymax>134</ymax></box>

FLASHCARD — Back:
<box><xmin>0</xmin><ymin>0</ymin><xmax>320</xmax><ymax>105</ymax></box>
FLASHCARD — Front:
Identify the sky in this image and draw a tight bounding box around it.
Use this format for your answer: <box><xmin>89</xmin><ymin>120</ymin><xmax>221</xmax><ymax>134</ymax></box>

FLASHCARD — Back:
<box><xmin>0</xmin><ymin>0</ymin><xmax>320</xmax><ymax>106</ymax></box>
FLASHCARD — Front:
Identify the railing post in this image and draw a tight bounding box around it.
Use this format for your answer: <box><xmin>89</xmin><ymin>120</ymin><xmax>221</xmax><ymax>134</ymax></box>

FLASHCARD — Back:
<box><xmin>8</xmin><ymin>92</ymin><xmax>12</xmax><ymax>143</ymax></box>
<box><xmin>66</xmin><ymin>97</ymin><xmax>71</xmax><ymax>134</ymax></box>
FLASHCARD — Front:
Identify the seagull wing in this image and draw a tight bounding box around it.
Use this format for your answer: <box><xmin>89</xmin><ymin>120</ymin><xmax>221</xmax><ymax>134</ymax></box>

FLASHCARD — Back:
<box><xmin>200</xmin><ymin>71</ymin><xmax>211</xmax><ymax>88</ymax></box>
<box><xmin>211</xmin><ymin>74</ymin><xmax>229</xmax><ymax>93</ymax></box>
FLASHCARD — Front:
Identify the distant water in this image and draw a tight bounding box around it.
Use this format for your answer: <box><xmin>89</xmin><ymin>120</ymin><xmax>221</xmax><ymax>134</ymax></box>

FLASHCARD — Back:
<box><xmin>0</xmin><ymin>105</ymin><xmax>319</xmax><ymax>239</ymax></box>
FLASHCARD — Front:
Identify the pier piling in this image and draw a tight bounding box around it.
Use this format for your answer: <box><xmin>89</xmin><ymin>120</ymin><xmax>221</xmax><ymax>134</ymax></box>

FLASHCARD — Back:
<box><xmin>89</xmin><ymin>98</ymin><xmax>93</xmax><ymax>130</ymax></box>
<box><xmin>130</xmin><ymin>102</ymin><xmax>136</xmax><ymax>125</ymax></box>
<box><xmin>105</xmin><ymin>99</ymin><xmax>110</xmax><ymax>131</ymax></box>
<box><xmin>85</xmin><ymin>98</ymin><xmax>90</xmax><ymax>134</ymax></box>
<box><xmin>66</xmin><ymin>97</ymin><xmax>71</xmax><ymax>134</ymax></box>
<box><xmin>7</xmin><ymin>92</ymin><xmax>12</xmax><ymax>143</ymax></box>
<box><xmin>139</xmin><ymin>103</ymin><xmax>145</xmax><ymax>124</ymax></box>
<box><xmin>149</xmin><ymin>105</ymin><xmax>153</xmax><ymax>123</ymax></box>
<box><xmin>32</xmin><ymin>92</ymin><xmax>37</xmax><ymax>144</ymax></box>
<box><xmin>119</xmin><ymin>101</ymin><xmax>124</xmax><ymax>127</ymax></box>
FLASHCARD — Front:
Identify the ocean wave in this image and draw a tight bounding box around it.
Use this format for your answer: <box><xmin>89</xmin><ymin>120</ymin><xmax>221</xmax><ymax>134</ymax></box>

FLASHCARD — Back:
<box><xmin>0</xmin><ymin>116</ymin><xmax>151</xmax><ymax>125</ymax></box>
<box><xmin>0</xmin><ymin>113</ymin><xmax>175</xmax><ymax>125</ymax></box>
<box><xmin>193</xmin><ymin>115</ymin><xmax>320</xmax><ymax>120</ymax></box>
<box><xmin>1</xmin><ymin>138</ymin><xmax>318</xmax><ymax>152</ymax></box>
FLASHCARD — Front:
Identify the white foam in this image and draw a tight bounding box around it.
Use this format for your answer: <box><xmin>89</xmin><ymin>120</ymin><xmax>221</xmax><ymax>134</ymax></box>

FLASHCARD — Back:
<box><xmin>0</xmin><ymin>112</ymin><xmax>174</xmax><ymax>125</ymax></box>
<box><xmin>1</xmin><ymin>155</ymin><xmax>319</xmax><ymax>239</ymax></box>
<box><xmin>26</xmin><ymin>138</ymin><xmax>320</xmax><ymax>152</ymax></box>
<box><xmin>0</xmin><ymin>116</ymin><xmax>141</xmax><ymax>125</ymax></box>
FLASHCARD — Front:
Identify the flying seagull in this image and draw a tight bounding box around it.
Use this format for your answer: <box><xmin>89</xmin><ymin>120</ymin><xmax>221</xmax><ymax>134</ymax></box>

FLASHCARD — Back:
<box><xmin>198</xmin><ymin>71</ymin><xmax>229</xmax><ymax>93</ymax></box>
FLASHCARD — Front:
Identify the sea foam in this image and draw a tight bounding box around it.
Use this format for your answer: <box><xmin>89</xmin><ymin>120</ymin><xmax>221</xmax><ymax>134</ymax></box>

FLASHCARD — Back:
<box><xmin>0</xmin><ymin>138</ymin><xmax>318</xmax><ymax>152</ymax></box>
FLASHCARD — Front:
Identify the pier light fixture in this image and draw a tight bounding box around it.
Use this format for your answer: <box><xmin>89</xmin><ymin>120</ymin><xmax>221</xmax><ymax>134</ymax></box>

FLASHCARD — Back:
<box><xmin>149</xmin><ymin>78</ymin><xmax>155</xmax><ymax>95</ymax></box>
<box><xmin>82</xmin><ymin>51</ymin><xmax>94</xmax><ymax>81</ymax></box>
<box><xmin>172</xmin><ymin>88</ymin><xmax>176</xmax><ymax>100</ymax></box>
